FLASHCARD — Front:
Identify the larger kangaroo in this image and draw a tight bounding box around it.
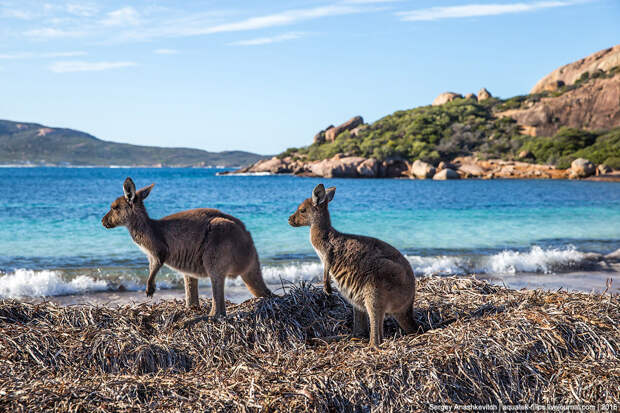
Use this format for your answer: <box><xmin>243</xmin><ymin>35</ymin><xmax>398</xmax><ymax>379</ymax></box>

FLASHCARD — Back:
<box><xmin>102</xmin><ymin>177</ymin><xmax>272</xmax><ymax>314</ymax></box>
<box><xmin>289</xmin><ymin>184</ymin><xmax>417</xmax><ymax>347</ymax></box>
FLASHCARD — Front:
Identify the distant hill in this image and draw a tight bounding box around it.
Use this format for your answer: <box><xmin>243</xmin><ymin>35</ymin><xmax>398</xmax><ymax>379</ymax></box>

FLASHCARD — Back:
<box><xmin>0</xmin><ymin>119</ymin><xmax>266</xmax><ymax>167</ymax></box>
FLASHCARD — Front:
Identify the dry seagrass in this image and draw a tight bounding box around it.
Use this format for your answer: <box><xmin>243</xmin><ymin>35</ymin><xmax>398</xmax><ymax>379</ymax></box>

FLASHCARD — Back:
<box><xmin>0</xmin><ymin>276</ymin><xmax>618</xmax><ymax>412</ymax></box>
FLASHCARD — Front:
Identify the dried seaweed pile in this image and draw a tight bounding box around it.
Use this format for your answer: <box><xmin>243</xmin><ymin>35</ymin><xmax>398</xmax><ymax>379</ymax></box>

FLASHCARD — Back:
<box><xmin>0</xmin><ymin>277</ymin><xmax>618</xmax><ymax>412</ymax></box>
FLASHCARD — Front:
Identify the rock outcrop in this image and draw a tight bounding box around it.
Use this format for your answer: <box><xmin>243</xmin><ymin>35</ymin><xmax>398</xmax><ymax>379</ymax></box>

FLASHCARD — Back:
<box><xmin>310</xmin><ymin>155</ymin><xmax>365</xmax><ymax>178</ymax></box>
<box><xmin>477</xmin><ymin>88</ymin><xmax>492</xmax><ymax>101</ymax></box>
<box><xmin>432</xmin><ymin>92</ymin><xmax>463</xmax><ymax>106</ymax></box>
<box><xmin>228</xmin><ymin>154</ymin><xmax>618</xmax><ymax>180</ymax></box>
<box><xmin>457</xmin><ymin>163</ymin><xmax>484</xmax><ymax>178</ymax></box>
<box><xmin>433</xmin><ymin>168</ymin><xmax>459</xmax><ymax>180</ymax></box>
<box><xmin>531</xmin><ymin>44</ymin><xmax>620</xmax><ymax>94</ymax></box>
<box><xmin>496</xmin><ymin>75</ymin><xmax>620</xmax><ymax>136</ymax></box>
<box><xmin>324</xmin><ymin>116</ymin><xmax>364</xmax><ymax>142</ymax></box>
<box><xmin>357</xmin><ymin>158</ymin><xmax>379</xmax><ymax>177</ymax></box>
<box><xmin>464</xmin><ymin>93</ymin><xmax>477</xmax><ymax>101</ymax></box>
<box><xmin>570</xmin><ymin>158</ymin><xmax>596</xmax><ymax>178</ymax></box>
<box><xmin>410</xmin><ymin>160</ymin><xmax>436</xmax><ymax>179</ymax></box>
<box><xmin>235</xmin><ymin>157</ymin><xmax>291</xmax><ymax>174</ymax></box>
<box><xmin>313</xmin><ymin>125</ymin><xmax>334</xmax><ymax>144</ymax></box>
<box><xmin>598</xmin><ymin>164</ymin><xmax>612</xmax><ymax>175</ymax></box>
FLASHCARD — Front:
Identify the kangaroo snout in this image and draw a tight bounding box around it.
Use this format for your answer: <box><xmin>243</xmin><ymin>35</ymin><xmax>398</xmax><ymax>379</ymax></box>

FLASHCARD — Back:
<box><xmin>288</xmin><ymin>214</ymin><xmax>297</xmax><ymax>227</ymax></box>
<box><xmin>101</xmin><ymin>216</ymin><xmax>111</xmax><ymax>228</ymax></box>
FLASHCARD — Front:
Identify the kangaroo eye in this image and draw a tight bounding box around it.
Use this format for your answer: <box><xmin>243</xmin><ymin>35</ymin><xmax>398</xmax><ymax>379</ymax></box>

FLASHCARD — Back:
<box><xmin>300</xmin><ymin>208</ymin><xmax>306</xmax><ymax>213</ymax></box>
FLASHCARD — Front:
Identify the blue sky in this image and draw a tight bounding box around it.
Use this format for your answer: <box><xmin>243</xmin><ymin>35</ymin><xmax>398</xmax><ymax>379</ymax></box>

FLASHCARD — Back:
<box><xmin>0</xmin><ymin>0</ymin><xmax>618</xmax><ymax>155</ymax></box>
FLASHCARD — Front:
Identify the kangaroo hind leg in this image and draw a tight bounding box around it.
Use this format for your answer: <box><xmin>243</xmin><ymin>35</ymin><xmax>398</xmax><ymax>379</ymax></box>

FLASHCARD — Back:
<box><xmin>183</xmin><ymin>274</ymin><xmax>199</xmax><ymax>308</ymax></box>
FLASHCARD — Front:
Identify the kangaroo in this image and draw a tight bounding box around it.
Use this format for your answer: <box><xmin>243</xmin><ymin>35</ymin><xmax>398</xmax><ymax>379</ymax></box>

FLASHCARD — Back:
<box><xmin>288</xmin><ymin>184</ymin><xmax>418</xmax><ymax>347</ymax></box>
<box><xmin>101</xmin><ymin>177</ymin><xmax>272</xmax><ymax>314</ymax></box>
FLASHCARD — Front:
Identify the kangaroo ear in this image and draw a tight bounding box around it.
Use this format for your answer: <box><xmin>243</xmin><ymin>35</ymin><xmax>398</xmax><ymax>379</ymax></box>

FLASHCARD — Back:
<box><xmin>137</xmin><ymin>184</ymin><xmax>154</xmax><ymax>201</ymax></box>
<box><xmin>123</xmin><ymin>177</ymin><xmax>136</xmax><ymax>204</ymax></box>
<box><xmin>325</xmin><ymin>187</ymin><xmax>336</xmax><ymax>203</ymax></box>
<box><xmin>312</xmin><ymin>184</ymin><xmax>326</xmax><ymax>205</ymax></box>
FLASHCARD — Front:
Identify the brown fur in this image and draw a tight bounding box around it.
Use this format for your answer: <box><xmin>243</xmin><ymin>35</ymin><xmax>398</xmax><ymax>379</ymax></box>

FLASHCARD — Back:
<box><xmin>289</xmin><ymin>184</ymin><xmax>417</xmax><ymax>347</ymax></box>
<box><xmin>102</xmin><ymin>177</ymin><xmax>271</xmax><ymax>314</ymax></box>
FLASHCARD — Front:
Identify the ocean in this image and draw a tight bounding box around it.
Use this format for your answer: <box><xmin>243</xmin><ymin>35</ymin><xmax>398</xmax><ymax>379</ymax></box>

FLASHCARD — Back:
<box><xmin>1</xmin><ymin>167</ymin><xmax>619</xmax><ymax>303</ymax></box>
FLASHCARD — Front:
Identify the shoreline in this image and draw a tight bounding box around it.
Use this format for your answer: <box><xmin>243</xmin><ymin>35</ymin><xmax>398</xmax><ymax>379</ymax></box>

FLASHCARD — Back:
<box><xmin>222</xmin><ymin>155</ymin><xmax>620</xmax><ymax>181</ymax></box>
<box><xmin>14</xmin><ymin>269</ymin><xmax>620</xmax><ymax>307</ymax></box>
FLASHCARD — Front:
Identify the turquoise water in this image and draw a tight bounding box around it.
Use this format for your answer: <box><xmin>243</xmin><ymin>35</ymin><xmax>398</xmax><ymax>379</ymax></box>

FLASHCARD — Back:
<box><xmin>1</xmin><ymin>167</ymin><xmax>619</xmax><ymax>298</ymax></box>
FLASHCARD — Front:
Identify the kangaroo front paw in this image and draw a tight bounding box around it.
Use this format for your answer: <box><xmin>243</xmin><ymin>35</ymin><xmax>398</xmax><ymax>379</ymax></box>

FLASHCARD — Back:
<box><xmin>145</xmin><ymin>283</ymin><xmax>155</xmax><ymax>297</ymax></box>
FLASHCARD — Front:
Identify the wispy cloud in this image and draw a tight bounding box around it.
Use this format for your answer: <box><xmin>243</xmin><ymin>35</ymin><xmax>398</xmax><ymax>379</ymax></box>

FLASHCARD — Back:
<box><xmin>1</xmin><ymin>8</ymin><xmax>33</xmax><ymax>19</ymax></box>
<box><xmin>230</xmin><ymin>32</ymin><xmax>304</xmax><ymax>46</ymax></box>
<box><xmin>18</xmin><ymin>2</ymin><xmax>381</xmax><ymax>43</ymax></box>
<box><xmin>66</xmin><ymin>3</ymin><xmax>99</xmax><ymax>17</ymax></box>
<box><xmin>101</xmin><ymin>6</ymin><xmax>141</xmax><ymax>26</ymax></box>
<box><xmin>114</xmin><ymin>4</ymin><xmax>373</xmax><ymax>41</ymax></box>
<box><xmin>0</xmin><ymin>51</ymin><xmax>87</xmax><ymax>59</ymax></box>
<box><xmin>201</xmin><ymin>5</ymin><xmax>362</xmax><ymax>35</ymax></box>
<box><xmin>397</xmin><ymin>1</ymin><xmax>575</xmax><ymax>21</ymax></box>
<box><xmin>24</xmin><ymin>27</ymin><xmax>86</xmax><ymax>38</ymax></box>
<box><xmin>49</xmin><ymin>60</ymin><xmax>136</xmax><ymax>73</ymax></box>
<box><xmin>153</xmin><ymin>48</ymin><xmax>179</xmax><ymax>54</ymax></box>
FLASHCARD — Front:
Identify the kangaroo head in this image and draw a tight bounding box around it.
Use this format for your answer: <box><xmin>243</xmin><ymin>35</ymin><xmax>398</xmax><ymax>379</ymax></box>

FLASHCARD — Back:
<box><xmin>102</xmin><ymin>177</ymin><xmax>154</xmax><ymax>229</ymax></box>
<box><xmin>288</xmin><ymin>184</ymin><xmax>336</xmax><ymax>227</ymax></box>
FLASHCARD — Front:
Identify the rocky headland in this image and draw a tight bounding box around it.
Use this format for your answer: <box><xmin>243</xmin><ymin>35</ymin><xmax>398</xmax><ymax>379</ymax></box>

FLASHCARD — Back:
<box><xmin>226</xmin><ymin>45</ymin><xmax>620</xmax><ymax>181</ymax></box>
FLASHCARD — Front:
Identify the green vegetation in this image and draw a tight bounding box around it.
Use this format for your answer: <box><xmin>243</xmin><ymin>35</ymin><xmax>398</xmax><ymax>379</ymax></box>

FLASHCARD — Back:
<box><xmin>0</xmin><ymin>120</ymin><xmax>265</xmax><ymax>167</ymax></box>
<box><xmin>280</xmin><ymin>67</ymin><xmax>620</xmax><ymax>169</ymax></box>
<box><xmin>519</xmin><ymin>128</ymin><xmax>620</xmax><ymax>169</ymax></box>
<box><xmin>290</xmin><ymin>99</ymin><xmax>524</xmax><ymax>164</ymax></box>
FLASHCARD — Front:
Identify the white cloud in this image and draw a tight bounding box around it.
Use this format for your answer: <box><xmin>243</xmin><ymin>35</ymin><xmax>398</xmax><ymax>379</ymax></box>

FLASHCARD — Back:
<box><xmin>18</xmin><ymin>2</ymin><xmax>380</xmax><ymax>43</ymax></box>
<box><xmin>101</xmin><ymin>6</ymin><xmax>140</xmax><ymax>26</ymax></box>
<box><xmin>397</xmin><ymin>1</ymin><xmax>574</xmax><ymax>21</ymax></box>
<box><xmin>24</xmin><ymin>27</ymin><xmax>86</xmax><ymax>38</ymax></box>
<box><xmin>230</xmin><ymin>32</ymin><xmax>304</xmax><ymax>46</ymax></box>
<box><xmin>200</xmin><ymin>5</ymin><xmax>362</xmax><ymax>35</ymax></box>
<box><xmin>49</xmin><ymin>60</ymin><xmax>136</xmax><ymax>73</ymax></box>
<box><xmin>0</xmin><ymin>51</ymin><xmax>87</xmax><ymax>59</ymax></box>
<box><xmin>153</xmin><ymin>48</ymin><xmax>179</xmax><ymax>54</ymax></box>
<box><xmin>1</xmin><ymin>8</ymin><xmax>33</xmax><ymax>19</ymax></box>
<box><xmin>66</xmin><ymin>3</ymin><xmax>99</xmax><ymax>17</ymax></box>
<box><xmin>115</xmin><ymin>4</ymin><xmax>371</xmax><ymax>41</ymax></box>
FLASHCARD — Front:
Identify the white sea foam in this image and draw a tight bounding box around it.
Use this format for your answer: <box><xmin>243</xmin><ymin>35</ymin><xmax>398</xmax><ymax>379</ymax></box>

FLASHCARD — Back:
<box><xmin>406</xmin><ymin>246</ymin><xmax>586</xmax><ymax>276</ymax></box>
<box><xmin>225</xmin><ymin>262</ymin><xmax>323</xmax><ymax>286</ymax></box>
<box><xmin>484</xmin><ymin>246</ymin><xmax>585</xmax><ymax>274</ymax></box>
<box><xmin>0</xmin><ymin>247</ymin><xmax>589</xmax><ymax>298</ymax></box>
<box><xmin>0</xmin><ymin>269</ymin><xmax>109</xmax><ymax>298</ymax></box>
<box><xmin>0</xmin><ymin>270</ymin><xmax>181</xmax><ymax>298</ymax></box>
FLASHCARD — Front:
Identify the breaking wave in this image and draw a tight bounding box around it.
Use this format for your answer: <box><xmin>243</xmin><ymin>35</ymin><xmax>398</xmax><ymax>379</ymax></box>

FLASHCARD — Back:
<box><xmin>407</xmin><ymin>246</ymin><xmax>586</xmax><ymax>276</ymax></box>
<box><xmin>0</xmin><ymin>246</ymin><xmax>594</xmax><ymax>298</ymax></box>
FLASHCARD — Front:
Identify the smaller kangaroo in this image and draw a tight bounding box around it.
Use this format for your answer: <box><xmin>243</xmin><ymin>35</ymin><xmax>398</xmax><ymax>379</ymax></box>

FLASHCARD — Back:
<box><xmin>102</xmin><ymin>177</ymin><xmax>272</xmax><ymax>314</ymax></box>
<box><xmin>289</xmin><ymin>184</ymin><xmax>418</xmax><ymax>347</ymax></box>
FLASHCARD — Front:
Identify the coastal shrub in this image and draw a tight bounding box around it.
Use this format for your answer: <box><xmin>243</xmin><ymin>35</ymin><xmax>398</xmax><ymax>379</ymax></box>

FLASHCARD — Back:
<box><xmin>572</xmin><ymin>128</ymin><xmax>620</xmax><ymax>165</ymax></box>
<box><xmin>494</xmin><ymin>95</ymin><xmax>528</xmax><ymax>111</ymax></box>
<box><xmin>278</xmin><ymin>147</ymin><xmax>299</xmax><ymax>159</ymax></box>
<box><xmin>519</xmin><ymin>127</ymin><xmax>598</xmax><ymax>166</ymax></box>
<box><xmin>603</xmin><ymin>156</ymin><xmax>620</xmax><ymax>170</ymax></box>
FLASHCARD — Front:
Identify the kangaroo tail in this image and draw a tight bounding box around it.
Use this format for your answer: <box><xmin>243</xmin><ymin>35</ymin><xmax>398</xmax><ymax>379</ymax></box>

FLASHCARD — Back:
<box><xmin>241</xmin><ymin>251</ymin><xmax>273</xmax><ymax>298</ymax></box>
